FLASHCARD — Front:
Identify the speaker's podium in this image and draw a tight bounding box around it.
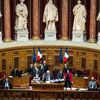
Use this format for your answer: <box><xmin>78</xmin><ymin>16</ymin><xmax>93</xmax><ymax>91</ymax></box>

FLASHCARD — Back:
<box><xmin>45</xmin><ymin>30</ymin><xmax>56</xmax><ymax>41</ymax></box>
<box><xmin>16</xmin><ymin>30</ymin><xmax>29</xmax><ymax>42</ymax></box>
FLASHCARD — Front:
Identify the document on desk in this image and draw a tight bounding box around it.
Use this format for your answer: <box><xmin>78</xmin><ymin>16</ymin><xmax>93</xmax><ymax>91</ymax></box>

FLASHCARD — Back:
<box><xmin>78</xmin><ymin>88</ymin><xmax>88</xmax><ymax>91</ymax></box>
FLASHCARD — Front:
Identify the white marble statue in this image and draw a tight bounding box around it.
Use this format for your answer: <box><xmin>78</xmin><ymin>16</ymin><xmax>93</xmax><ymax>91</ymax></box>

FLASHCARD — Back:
<box><xmin>0</xmin><ymin>11</ymin><xmax>2</xmax><ymax>17</ymax></box>
<box><xmin>73</xmin><ymin>0</ymin><xmax>87</xmax><ymax>32</ymax></box>
<box><xmin>97</xmin><ymin>12</ymin><xmax>100</xmax><ymax>21</ymax></box>
<box><xmin>43</xmin><ymin>0</ymin><xmax>58</xmax><ymax>32</ymax></box>
<box><xmin>0</xmin><ymin>11</ymin><xmax>2</xmax><ymax>43</ymax></box>
<box><xmin>15</xmin><ymin>0</ymin><xmax>28</xmax><ymax>31</ymax></box>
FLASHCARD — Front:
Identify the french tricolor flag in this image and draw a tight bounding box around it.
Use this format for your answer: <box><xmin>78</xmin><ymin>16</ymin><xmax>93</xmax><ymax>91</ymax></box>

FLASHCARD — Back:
<box><xmin>63</xmin><ymin>48</ymin><xmax>69</xmax><ymax>63</ymax></box>
<box><xmin>37</xmin><ymin>48</ymin><xmax>42</xmax><ymax>62</ymax></box>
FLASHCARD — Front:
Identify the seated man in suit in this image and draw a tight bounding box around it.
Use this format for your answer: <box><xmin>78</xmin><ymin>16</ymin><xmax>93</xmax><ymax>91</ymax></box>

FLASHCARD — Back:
<box><xmin>10</xmin><ymin>68</ymin><xmax>20</xmax><ymax>77</ymax></box>
<box><xmin>33</xmin><ymin>63</ymin><xmax>39</xmax><ymax>78</ymax></box>
<box><xmin>27</xmin><ymin>64</ymin><xmax>34</xmax><ymax>76</ymax></box>
<box><xmin>57</xmin><ymin>70</ymin><xmax>63</xmax><ymax>79</ymax></box>
<box><xmin>88</xmin><ymin>76</ymin><xmax>98</xmax><ymax>90</ymax></box>
<box><xmin>43</xmin><ymin>70</ymin><xmax>53</xmax><ymax>82</ymax></box>
<box><xmin>38</xmin><ymin>62</ymin><xmax>44</xmax><ymax>80</ymax></box>
<box><xmin>2</xmin><ymin>78</ymin><xmax>12</xmax><ymax>89</ymax></box>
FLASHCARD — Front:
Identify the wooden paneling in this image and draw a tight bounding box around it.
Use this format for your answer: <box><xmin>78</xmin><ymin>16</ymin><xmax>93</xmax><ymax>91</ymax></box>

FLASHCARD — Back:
<box><xmin>14</xmin><ymin>57</ymin><xmax>19</xmax><ymax>68</ymax></box>
<box><xmin>0</xmin><ymin>46</ymin><xmax>100</xmax><ymax>81</ymax></box>
<box><xmin>1</xmin><ymin>59</ymin><xmax>6</xmax><ymax>70</ymax></box>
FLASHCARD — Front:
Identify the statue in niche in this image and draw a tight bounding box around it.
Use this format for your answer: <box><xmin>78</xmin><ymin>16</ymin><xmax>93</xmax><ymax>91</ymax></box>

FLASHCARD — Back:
<box><xmin>43</xmin><ymin>0</ymin><xmax>58</xmax><ymax>32</ymax></box>
<box><xmin>97</xmin><ymin>12</ymin><xmax>100</xmax><ymax>21</ymax></box>
<box><xmin>0</xmin><ymin>11</ymin><xmax>2</xmax><ymax>17</ymax></box>
<box><xmin>0</xmin><ymin>11</ymin><xmax>2</xmax><ymax>32</ymax></box>
<box><xmin>72</xmin><ymin>0</ymin><xmax>87</xmax><ymax>32</ymax></box>
<box><xmin>15</xmin><ymin>0</ymin><xmax>28</xmax><ymax>31</ymax></box>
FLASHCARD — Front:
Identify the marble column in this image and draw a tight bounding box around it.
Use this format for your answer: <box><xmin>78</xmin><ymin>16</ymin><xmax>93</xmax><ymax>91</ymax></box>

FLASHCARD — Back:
<box><xmin>32</xmin><ymin>0</ymin><xmax>40</xmax><ymax>40</ymax></box>
<box><xmin>88</xmin><ymin>0</ymin><xmax>97</xmax><ymax>43</ymax></box>
<box><xmin>4</xmin><ymin>0</ymin><xmax>12</xmax><ymax>42</ymax></box>
<box><xmin>61</xmin><ymin>0</ymin><xmax>68</xmax><ymax>40</ymax></box>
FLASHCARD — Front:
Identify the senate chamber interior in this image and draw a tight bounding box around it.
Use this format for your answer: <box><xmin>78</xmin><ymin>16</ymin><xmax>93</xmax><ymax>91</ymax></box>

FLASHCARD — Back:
<box><xmin>0</xmin><ymin>0</ymin><xmax>100</xmax><ymax>100</ymax></box>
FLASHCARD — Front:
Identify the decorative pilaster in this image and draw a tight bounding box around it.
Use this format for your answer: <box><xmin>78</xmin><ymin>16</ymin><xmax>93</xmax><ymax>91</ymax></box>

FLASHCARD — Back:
<box><xmin>4</xmin><ymin>0</ymin><xmax>12</xmax><ymax>42</ymax></box>
<box><xmin>61</xmin><ymin>0</ymin><xmax>68</xmax><ymax>40</ymax></box>
<box><xmin>88</xmin><ymin>0</ymin><xmax>97</xmax><ymax>43</ymax></box>
<box><xmin>32</xmin><ymin>0</ymin><xmax>40</xmax><ymax>40</ymax></box>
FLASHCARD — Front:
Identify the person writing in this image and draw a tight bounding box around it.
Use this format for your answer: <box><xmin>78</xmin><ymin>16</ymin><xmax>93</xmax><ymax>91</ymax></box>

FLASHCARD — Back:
<box><xmin>73</xmin><ymin>0</ymin><xmax>87</xmax><ymax>32</ymax></box>
<box><xmin>43</xmin><ymin>0</ymin><xmax>58</xmax><ymax>32</ymax></box>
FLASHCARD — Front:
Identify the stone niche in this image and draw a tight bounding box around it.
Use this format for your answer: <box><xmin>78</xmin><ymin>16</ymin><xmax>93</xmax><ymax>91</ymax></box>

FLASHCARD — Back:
<box><xmin>16</xmin><ymin>30</ymin><xmax>29</xmax><ymax>42</ymax></box>
<box><xmin>72</xmin><ymin>31</ymin><xmax>86</xmax><ymax>42</ymax></box>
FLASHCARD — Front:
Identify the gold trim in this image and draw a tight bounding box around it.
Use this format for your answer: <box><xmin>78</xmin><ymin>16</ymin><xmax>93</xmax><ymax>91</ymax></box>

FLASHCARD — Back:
<box><xmin>32</xmin><ymin>36</ymin><xmax>40</xmax><ymax>40</ymax></box>
<box><xmin>3</xmin><ymin>38</ymin><xmax>13</xmax><ymax>42</ymax></box>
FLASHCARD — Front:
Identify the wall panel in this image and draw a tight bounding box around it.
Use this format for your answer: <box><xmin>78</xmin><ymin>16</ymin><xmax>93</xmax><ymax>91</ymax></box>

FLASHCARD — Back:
<box><xmin>0</xmin><ymin>46</ymin><xmax>100</xmax><ymax>81</ymax></box>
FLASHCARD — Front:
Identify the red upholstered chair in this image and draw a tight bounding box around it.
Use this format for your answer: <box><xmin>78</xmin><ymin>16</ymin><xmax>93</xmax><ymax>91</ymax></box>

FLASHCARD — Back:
<box><xmin>83</xmin><ymin>69</ymin><xmax>90</xmax><ymax>77</ymax></box>
<box><xmin>0</xmin><ymin>71</ymin><xmax>6</xmax><ymax>79</ymax></box>
<box><xmin>92</xmin><ymin>71</ymin><xmax>98</xmax><ymax>80</ymax></box>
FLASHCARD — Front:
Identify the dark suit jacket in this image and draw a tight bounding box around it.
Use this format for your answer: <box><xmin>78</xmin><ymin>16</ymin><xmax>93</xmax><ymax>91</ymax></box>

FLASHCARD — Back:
<box><xmin>27</xmin><ymin>66</ymin><xmax>34</xmax><ymax>75</ymax></box>
<box><xmin>63</xmin><ymin>66</ymin><xmax>69</xmax><ymax>73</ymax></box>
<box><xmin>43</xmin><ymin>64</ymin><xmax>49</xmax><ymax>73</ymax></box>
<box><xmin>10</xmin><ymin>69</ymin><xmax>19</xmax><ymax>77</ymax></box>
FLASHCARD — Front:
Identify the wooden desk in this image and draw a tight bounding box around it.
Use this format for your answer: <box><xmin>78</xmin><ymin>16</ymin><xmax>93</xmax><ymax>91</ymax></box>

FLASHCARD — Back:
<box><xmin>33</xmin><ymin>90</ymin><xmax>64</xmax><ymax>100</ymax></box>
<box><xmin>9</xmin><ymin>75</ymin><xmax>30</xmax><ymax>86</ymax></box>
<box><xmin>0</xmin><ymin>89</ymin><xmax>100</xmax><ymax>100</ymax></box>
<box><xmin>63</xmin><ymin>90</ymin><xmax>100</xmax><ymax>100</ymax></box>
<box><xmin>0</xmin><ymin>89</ymin><xmax>33</xmax><ymax>100</ymax></box>
<box><xmin>31</xmin><ymin>76</ymin><xmax>89</xmax><ymax>91</ymax></box>
<box><xmin>73</xmin><ymin>76</ymin><xmax>89</xmax><ymax>88</ymax></box>
<box><xmin>33</xmin><ymin>89</ymin><xmax>100</xmax><ymax>100</ymax></box>
<box><xmin>31</xmin><ymin>82</ymin><xmax>64</xmax><ymax>90</ymax></box>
